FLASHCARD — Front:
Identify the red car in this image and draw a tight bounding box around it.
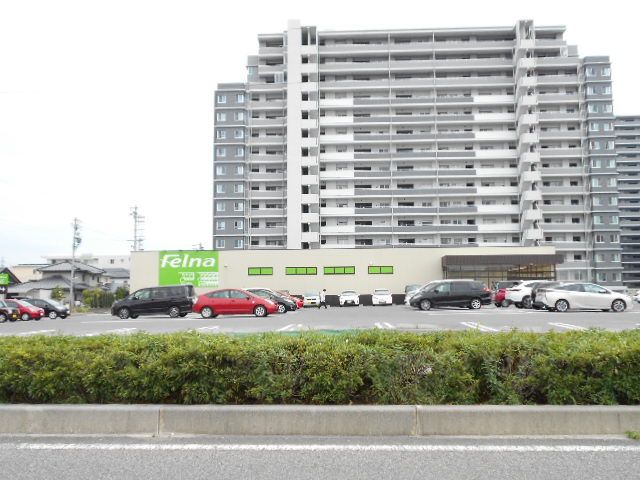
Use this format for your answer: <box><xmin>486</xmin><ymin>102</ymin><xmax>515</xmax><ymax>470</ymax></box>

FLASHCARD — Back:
<box><xmin>4</xmin><ymin>299</ymin><xmax>45</xmax><ymax>321</ymax></box>
<box><xmin>277</xmin><ymin>291</ymin><xmax>304</xmax><ymax>309</ymax></box>
<box><xmin>493</xmin><ymin>281</ymin><xmax>521</xmax><ymax>307</ymax></box>
<box><xmin>193</xmin><ymin>288</ymin><xmax>278</xmax><ymax>318</ymax></box>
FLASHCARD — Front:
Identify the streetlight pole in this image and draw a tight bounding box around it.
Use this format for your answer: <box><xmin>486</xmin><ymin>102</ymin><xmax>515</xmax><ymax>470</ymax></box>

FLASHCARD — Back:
<box><xmin>70</xmin><ymin>218</ymin><xmax>81</xmax><ymax>312</ymax></box>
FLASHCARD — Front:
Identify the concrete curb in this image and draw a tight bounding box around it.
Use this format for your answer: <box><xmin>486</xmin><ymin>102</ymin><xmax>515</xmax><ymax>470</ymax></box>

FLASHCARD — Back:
<box><xmin>0</xmin><ymin>405</ymin><xmax>639</xmax><ymax>436</ymax></box>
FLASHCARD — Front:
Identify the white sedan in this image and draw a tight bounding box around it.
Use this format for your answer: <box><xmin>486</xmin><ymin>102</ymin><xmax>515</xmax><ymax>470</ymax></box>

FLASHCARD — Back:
<box><xmin>303</xmin><ymin>292</ymin><xmax>320</xmax><ymax>307</ymax></box>
<box><xmin>536</xmin><ymin>282</ymin><xmax>632</xmax><ymax>313</ymax></box>
<box><xmin>372</xmin><ymin>288</ymin><xmax>393</xmax><ymax>306</ymax></box>
<box><xmin>339</xmin><ymin>290</ymin><xmax>360</xmax><ymax>307</ymax></box>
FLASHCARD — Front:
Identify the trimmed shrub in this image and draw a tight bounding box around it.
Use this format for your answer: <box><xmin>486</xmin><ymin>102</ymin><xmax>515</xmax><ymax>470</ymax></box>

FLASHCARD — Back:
<box><xmin>0</xmin><ymin>330</ymin><xmax>639</xmax><ymax>404</ymax></box>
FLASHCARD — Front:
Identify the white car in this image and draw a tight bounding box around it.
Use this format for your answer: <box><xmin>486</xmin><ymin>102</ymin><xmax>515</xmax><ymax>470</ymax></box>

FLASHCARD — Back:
<box><xmin>339</xmin><ymin>290</ymin><xmax>360</xmax><ymax>307</ymax></box>
<box><xmin>372</xmin><ymin>288</ymin><xmax>393</xmax><ymax>306</ymax></box>
<box><xmin>536</xmin><ymin>282</ymin><xmax>632</xmax><ymax>313</ymax></box>
<box><xmin>634</xmin><ymin>291</ymin><xmax>640</xmax><ymax>304</ymax></box>
<box><xmin>505</xmin><ymin>280</ymin><xmax>540</xmax><ymax>309</ymax></box>
<box><xmin>303</xmin><ymin>292</ymin><xmax>320</xmax><ymax>307</ymax></box>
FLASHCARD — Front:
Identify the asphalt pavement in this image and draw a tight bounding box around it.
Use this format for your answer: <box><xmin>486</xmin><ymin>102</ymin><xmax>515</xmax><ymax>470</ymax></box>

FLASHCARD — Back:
<box><xmin>1</xmin><ymin>435</ymin><xmax>638</xmax><ymax>480</ymax></box>
<box><xmin>0</xmin><ymin>304</ymin><xmax>638</xmax><ymax>337</ymax></box>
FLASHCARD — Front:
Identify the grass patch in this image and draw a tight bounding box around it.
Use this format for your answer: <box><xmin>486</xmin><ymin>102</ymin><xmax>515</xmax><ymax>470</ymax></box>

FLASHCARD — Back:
<box><xmin>627</xmin><ymin>431</ymin><xmax>640</xmax><ymax>440</ymax></box>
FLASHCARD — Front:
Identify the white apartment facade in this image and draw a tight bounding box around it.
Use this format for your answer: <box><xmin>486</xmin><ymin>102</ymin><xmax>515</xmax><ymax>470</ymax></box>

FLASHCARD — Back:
<box><xmin>213</xmin><ymin>20</ymin><xmax>623</xmax><ymax>285</ymax></box>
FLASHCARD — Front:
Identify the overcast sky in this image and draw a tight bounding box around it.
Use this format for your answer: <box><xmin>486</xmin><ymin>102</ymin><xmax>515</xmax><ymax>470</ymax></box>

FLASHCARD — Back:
<box><xmin>1</xmin><ymin>0</ymin><xmax>638</xmax><ymax>266</ymax></box>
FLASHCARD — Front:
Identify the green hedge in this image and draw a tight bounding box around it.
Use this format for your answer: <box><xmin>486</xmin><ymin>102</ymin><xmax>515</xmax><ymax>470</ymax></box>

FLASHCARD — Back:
<box><xmin>0</xmin><ymin>330</ymin><xmax>639</xmax><ymax>404</ymax></box>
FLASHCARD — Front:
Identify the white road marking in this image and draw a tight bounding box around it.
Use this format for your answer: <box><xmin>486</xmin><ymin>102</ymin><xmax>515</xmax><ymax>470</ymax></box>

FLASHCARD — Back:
<box><xmin>277</xmin><ymin>324</ymin><xmax>305</xmax><ymax>332</ymax></box>
<box><xmin>195</xmin><ymin>326</ymin><xmax>220</xmax><ymax>333</ymax></box>
<box><xmin>7</xmin><ymin>443</ymin><xmax>640</xmax><ymax>453</ymax></box>
<box><xmin>548</xmin><ymin>322</ymin><xmax>587</xmax><ymax>331</ymax></box>
<box><xmin>15</xmin><ymin>330</ymin><xmax>56</xmax><ymax>336</ymax></box>
<box><xmin>84</xmin><ymin>328</ymin><xmax>138</xmax><ymax>337</ymax></box>
<box><xmin>460</xmin><ymin>322</ymin><xmax>500</xmax><ymax>332</ymax></box>
<box><xmin>374</xmin><ymin>322</ymin><xmax>396</xmax><ymax>329</ymax></box>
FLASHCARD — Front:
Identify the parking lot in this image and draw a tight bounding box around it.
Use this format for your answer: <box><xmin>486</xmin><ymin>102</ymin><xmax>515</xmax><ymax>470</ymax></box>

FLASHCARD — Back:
<box><xmin>0</xmin><ymin>304</ymin><xmax>638</xmax><ymax>337</ymax></box>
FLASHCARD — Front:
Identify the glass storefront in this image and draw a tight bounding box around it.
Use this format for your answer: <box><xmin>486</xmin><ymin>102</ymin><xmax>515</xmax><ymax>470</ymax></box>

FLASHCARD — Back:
<box><xmin>442</xmin><ymin>255</ymin><xmax>561</xmax><ymax>290</ymax></box>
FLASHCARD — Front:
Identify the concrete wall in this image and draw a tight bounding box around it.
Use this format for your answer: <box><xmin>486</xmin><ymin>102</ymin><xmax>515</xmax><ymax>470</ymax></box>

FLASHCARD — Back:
<box><xmin>131</xmin><ymin>246</ymin><xmax>556</xmax><ymax>296</ymax></box>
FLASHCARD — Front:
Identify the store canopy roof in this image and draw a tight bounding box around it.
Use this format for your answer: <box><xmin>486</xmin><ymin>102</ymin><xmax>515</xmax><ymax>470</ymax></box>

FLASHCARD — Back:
<box><xmin>442</xmin><ymin>254</ymin><xmax>564</xmax><ymax>267</ymax></box>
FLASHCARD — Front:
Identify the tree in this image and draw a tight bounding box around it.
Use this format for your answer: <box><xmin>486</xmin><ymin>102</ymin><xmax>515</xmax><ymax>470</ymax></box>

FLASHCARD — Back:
<box><xmin>51</xmin><ymin>286</ymin><xmax>65</xmax><ymax>301</ymax></box>
<box><xmin>115</xmin><ymin>286</ymin><xmax>129</xmax><ymax>300</ymax></box>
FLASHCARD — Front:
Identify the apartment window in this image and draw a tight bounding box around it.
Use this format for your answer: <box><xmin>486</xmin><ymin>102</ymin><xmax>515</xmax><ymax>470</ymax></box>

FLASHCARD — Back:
<box><xmin>234</xmin><ymin>220</ymin><xmax>244</xmax><ymax>230</ymax></box>
<box><xmin>216</xmin><ymin>112</ymin><xmax>227</xmax><ymax>121</ymax></box>
<box><xmin>608</xmin><ymin>178</ymin><xmax>617</xmax><ymax>187</ymax></box>
<box><xmin>215</xmin><ymin>165</ymin><xmax>226</xmax><ymax>175</ymax></box>
<box><xmin>236</xmin><ymin>93</ymin><xmax>245</xmax><ymax>103</ymax></box>
<box><xmin>234</xmin><ymin>111</ymin><xmax>244</xmax><ymax>121</ymax></box>
<box><xmin>234</xmin><ymin>239</ymin><xmax>244</xmax><ymax>249</ymax></box>
<box><xmin>593</xmin><ymin>215</ymin><xmax>603</xmax><ymax>225</ymax></box>
<box><xmin>234</xmin><ymin>129</ymin><xmax>244</xmax><ymax>139</ymax></box>
<box><xmin>610</xmin><ymin>215</ymin><xmax>619</xmax><ymax>224</ymax></box>
<box><xmin>236</xmin><ymin>147</ymin><xmax>244</xmax><ymax>157</ymax></box>
<box><xmin>609</xmin><ymin>197</ymin><xmax>618</xmax><ymax>206</ymax></box>
<box><xmin>215</xmin><ymin>220</ymin><xmax>225</xmax><ymax>230</ymax></box>
<box><xmin>216</xmin><ymin>147</ymin><xmax>226</xmax><ymax>157</ymax></box>
<box><xmin>591</xmin><ymin>178</ymin><xmax>600</xmax><ymax>188</ymax></box>
<box><xmin>233</xmin><ymin>202</ymin><xmax>244</xmax><ymax>212</ymax></box>
<box><xmin>593</xmin><ymin>197</ymin><xmax>602</xmax><ymax>206</ymax></box>
<box><xmin>586</xmin><ymin>67</ymin><xmax>596</xmax><ymax>77</ymax></box>
<box><xmin>248</xmin><ymin>267</ymin><xmax>273</xmax><ymax>276</ymax></box>
<box><xmin>286</xmin><ymin>267</ymin><xmax>317</xmax><ymax>275</ymax></box>
<box><xmin>368</xmin><ymin>266</ymin><xmax>394</xmax><ymax>274</ymax></box>
<box><xmin>603</xmin><ymin>104</ymin><xmax>613</xmax><ymax>113</ymax></box>
<box><xmin>234</xmin><ymin>184</ymin><xmax>244</xmax><ymax>193</ymax></box>
<box><xmin>324</xmin><ymin>266</ymin><xmax>355</xmax><ymax>275</ymax></box>
<box><xmin>215</xmin><ymin>239</ymin><xmax>225</xmax><ymax>248</ymax></box>
<box><xmin>216</xmin><ymin>184</ymin><xmax>225</xmax><ymax>194</ymax></box>
<box><xmin>610</xmin><ymin>234</ymin><xmax>619</xmax><ymax>242</ymax></box>
<box><xmin>235</xmin><ymin>165</ymin><xmax>244</xmax><ymax>175</ymax></box>
<box><xmin>216</xmin><ymin>202</ymin><xmax>226</xmax><ymax>212</ymax></box>
<box><xmin>217</xmin><ymin>129</ymin><xmax>227</xmax><ymax>140</ymax></box>
<box><xmin>602</xmin><ymin>67</ymin><xmax>611</xmax><ymax>77</ymax></box>
<box><xmin>217</xmin><ymin>94</ymin><xmax>227</xmax><ymax>104</ymax></box>
<box><xmin>596</xmin><ymin>272</ymin><xmax>607</xmax><ymax>282</ymax></box>
<box><xmin>595</xmin><ymin>234</ymin><xmax>605</xmax><ymax>243</ymax></box>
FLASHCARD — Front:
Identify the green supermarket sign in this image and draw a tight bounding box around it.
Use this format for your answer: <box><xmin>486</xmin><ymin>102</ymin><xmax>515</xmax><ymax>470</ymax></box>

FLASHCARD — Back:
<box><xmin>159</xmin><ymin>251</ymin><xmax>219</xmax><ymax>288</ymax></box>
<box><xmin>0</xmin><ymin>273</ymin><xmax>9</xmax><ymax>285</ymax></box>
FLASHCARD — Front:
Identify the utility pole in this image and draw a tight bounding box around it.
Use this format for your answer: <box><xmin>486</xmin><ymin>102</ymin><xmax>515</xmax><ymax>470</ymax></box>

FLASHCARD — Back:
<box><xmin>70</xmin><ymin>218</ymin><xmax>81</xmax><ymax>313</ymax></box>
<box><xmin>130</xmin><ymin>206</ymin><xmax>145</xmax><ymax>251</ymax></box>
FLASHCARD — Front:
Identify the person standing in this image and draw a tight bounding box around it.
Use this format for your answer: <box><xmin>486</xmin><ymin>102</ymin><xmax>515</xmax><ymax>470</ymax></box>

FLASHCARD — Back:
<box><xmin>318</xmin><ymin>289</ymin><xmax>327</xmax><ymax>309</ymax></box>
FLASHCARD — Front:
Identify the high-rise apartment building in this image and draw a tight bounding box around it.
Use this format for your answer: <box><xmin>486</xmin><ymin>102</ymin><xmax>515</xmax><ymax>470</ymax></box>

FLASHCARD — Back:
<box><xmin>616</xmin><ymin>116</ymin><xmax>640</xmax><ymax>288</ymax></box>
<box><xmin>214</xmin><ymin>19</ymin><xmax>623</xmax><ymax>285</ymax></box>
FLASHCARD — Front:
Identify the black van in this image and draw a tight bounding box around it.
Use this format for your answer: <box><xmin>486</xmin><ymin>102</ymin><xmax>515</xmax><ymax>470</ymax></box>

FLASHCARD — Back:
<box><xmin>409</xmin><ymin>280</ymin><xmax>492</xmax><ymax>311</ymax></box>
<box><xmin>111</xmin><ymin>285</ymin><xmax>196</xmax><ymax>319</ymax></box>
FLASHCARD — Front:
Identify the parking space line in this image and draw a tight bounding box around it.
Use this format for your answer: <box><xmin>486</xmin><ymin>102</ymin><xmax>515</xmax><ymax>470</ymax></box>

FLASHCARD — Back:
<box><xmin>277</xmin><ymin>324</ymin><xmax>305</xmax><ymax>332</ymax></box>
<box><xmin>548</xmin><ymin>322</ymin><xmax>587</xmax><ymax>331</ymax></box>
<box><xmin>84</xmin><ymin>328</ymin><xmax>139</xmax><ymax>337</ymax></box>
<box><xmin>460</xmin><ymin>322</ymin><xmax>500</xmax><ymax>332</ymax></box>
<box><xmin>374</xmin><ymin>322</ymin><xmax>396</xmax><ymax>330</ymax></box>
<box><xmin>195</xmin><ymin>326</ymin><xmax>220</xmax><ymax>333</ymax></box>
<box><xmin>14</xmin><ymin>330</ymin><xmax>57</xmax><ymax>336</ymax></box>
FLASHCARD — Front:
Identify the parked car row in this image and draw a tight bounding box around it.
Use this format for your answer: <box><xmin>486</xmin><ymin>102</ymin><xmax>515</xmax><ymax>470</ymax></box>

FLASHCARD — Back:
<box><xmin>107</xmin><ymin>279</ymin><xmax>637</xmax><ymax>320</ymax></box>
<box><xmin>490</xmin><ymin>280</ymin><xmax>634</xmax><ymax>313</ymax></box>
<box><xmin>109</xmin><ymin>285</ymin><xmax>304</xmax><ymax>319</ymax></box>
<box><xmin>0</xmin><ymin>298</ymin><xmax>69</xmax><ymax>322</ymax></box>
